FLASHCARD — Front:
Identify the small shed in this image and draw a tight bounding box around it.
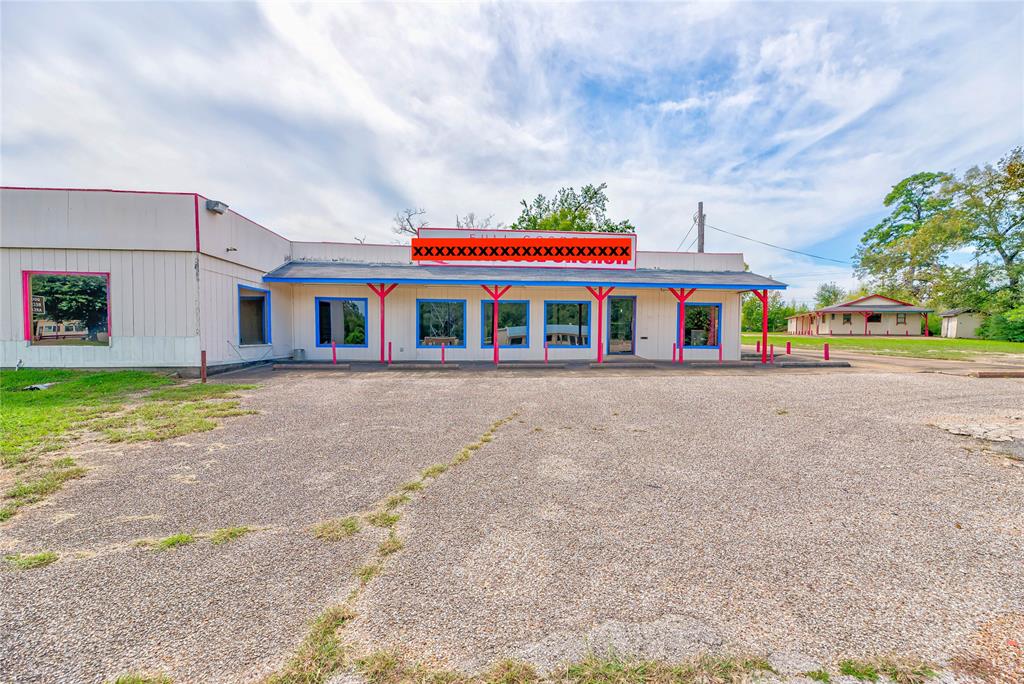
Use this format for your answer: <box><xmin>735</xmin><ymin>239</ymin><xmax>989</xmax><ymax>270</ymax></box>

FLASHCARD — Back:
<box><xmin>940</xmin><ymin>309</ymin><xmax>985</xmax><ymax>339</ymax></box>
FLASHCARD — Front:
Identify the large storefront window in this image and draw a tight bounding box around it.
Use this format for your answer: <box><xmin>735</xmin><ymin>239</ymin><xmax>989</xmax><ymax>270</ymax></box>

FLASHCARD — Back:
<box><xmin>677</xmin><ymin>303</ymin><xmax>720</xmax><ymax>347</ymax></box>
<box><xmin>417</xmin><ymin>299</ymin><xmax>466</xmax><ymax>348</ymax></box>
<box><xmin>239</xmin><ymin>285</ymin><xmax>271</xmax><ymax>345</ymax></box>
<box><xmin>481</xmin><ymin>301</ymin><xmax>529</xmax><ymax>347</ymax></box>
<box><xmin>544</xmin><ymin>301</ymin><xmax>590</xmax><ymax>348</ymax></box>
<box><xmin>316</xmin><ymin>297</ymin><xmax>367</xmax><ymax>347</ymax></box>
<box><xmin>26</xmin><ymin>272</ymin><xmax>110</xmax><ymax>346</ymax></box>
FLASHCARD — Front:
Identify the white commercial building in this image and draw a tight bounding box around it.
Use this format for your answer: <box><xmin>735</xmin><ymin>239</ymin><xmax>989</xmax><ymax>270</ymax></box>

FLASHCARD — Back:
<box><xmin>1</xmin><ymin>188</ymin><xmax>786</xmax><ymax>372</ymax></box>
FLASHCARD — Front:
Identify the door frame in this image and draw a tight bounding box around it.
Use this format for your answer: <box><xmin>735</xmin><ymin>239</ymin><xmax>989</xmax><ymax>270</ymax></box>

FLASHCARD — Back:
<box><xmin>606</xmin><ymin>295</ymin><xmax>637</xmax><ymax>355</ymax></box>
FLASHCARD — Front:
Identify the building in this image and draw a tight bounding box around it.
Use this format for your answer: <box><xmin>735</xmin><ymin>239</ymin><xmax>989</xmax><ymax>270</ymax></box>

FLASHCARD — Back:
<box><xmin>786</xmin><ymin>294</ymin><xmax>933</xmax><ymax>336</ymax></box>
<box><xmin>1</xmin><ymin>187</ymin><xmax>786</xmax><ymax>372</ymax></box>
<box><xmin>939</xmin><ymin>309</ymin><xmax>985</xmax><ymax>339</ymax></box>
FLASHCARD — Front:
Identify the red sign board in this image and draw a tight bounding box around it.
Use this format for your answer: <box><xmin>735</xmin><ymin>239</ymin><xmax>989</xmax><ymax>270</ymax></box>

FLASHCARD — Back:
<box><xmin>411</xmin><ymin>228</ymin><xmax>637</xmax><ymax>270</ymax></box>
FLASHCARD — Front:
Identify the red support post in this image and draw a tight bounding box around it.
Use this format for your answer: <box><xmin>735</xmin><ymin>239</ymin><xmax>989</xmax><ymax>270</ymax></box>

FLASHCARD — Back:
<box><xmin>544</xmin><ymin>341</ymin><xmax>548</xmax><ymax>364</ymax></box>
<box><xmin>200</xmin><ymin>350</ymin><xmax>207</xmax><ymax>383</ymax></box>
<box><xmin>747</xmin><ymin>289</ymin><xmax>769</xmax><ymax>364</ymax></box>
<box><xmin>367</xmin><ymin>283</ymin><xmax>398</xmax><ymax>364</ymax></box>
<box><xmin>481</xmin><ymin>285</ymin><xmax>512</xmax><ymax>366</ymax></box>
<box><xmin>332</xmin><ymin>340</ymin><xmax>337</xmax><ymax>365</ymax></box>
<box><xmin>718</xmin><ymin>344</ymin><xmax>723</xmax><ymax>364</ymax></box>
<box><xmin>924</xmin><ymin>312</ymin><xmax>930</xmax><ymax>336</ymax></box>
<box><xmin>441</xmin><ymin>342</ymin><xmax>445</xmax><ymax>365</ymax></box>
<box><xmin>668</xmin><ymin>287</ymin><xmax>697</xmax><ymax>364</ymax></box>
<box><xmin>585</xmin><ymin>285</ymin><xmax>615</xmax><ymax>364</ymax></box>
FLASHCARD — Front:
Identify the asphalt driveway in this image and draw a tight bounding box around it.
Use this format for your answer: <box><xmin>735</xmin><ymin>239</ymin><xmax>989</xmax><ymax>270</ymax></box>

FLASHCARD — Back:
<box><xmin>1</xmin><ymin>368</ymin><xmax>1021</xmax><ymax>682</ymax></box>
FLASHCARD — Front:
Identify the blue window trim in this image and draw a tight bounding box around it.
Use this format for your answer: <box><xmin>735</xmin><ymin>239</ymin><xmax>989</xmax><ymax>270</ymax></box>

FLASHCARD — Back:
<box><xmin>415</xmin><ymin>298</ymin><xmax>467</xmax><ymax>349</ymax></box>
<box><xmin>314</xmin><ymin>296</ymin><xmax>369</xmax><ymax>348</ymax></box>
<box><xmin>606</xmin><ymin>295</ymin><xmax>637</xmax><ymax>355</ymax></box>
<box><xmin>543</xmin><ymin>300</ymin><xmax>592</xmax><ymax>349</ymax></box>
<box><xmin>238</xmin><ymin>284</ymin><xmax>272</xmax><ymax>345</ymax></box>
<box><xmin>479</xmin><ymin>300</ymin><xmax>530</xmax><ymax>349</ymax></box>
<box><xmin>676</xmin><ymin>301</ymin><xmax>721</xmax><ymax>349</ymax></box>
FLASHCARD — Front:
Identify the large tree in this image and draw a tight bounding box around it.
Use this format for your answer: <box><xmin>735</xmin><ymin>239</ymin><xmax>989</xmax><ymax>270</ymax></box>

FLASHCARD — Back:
<box><xmin>942</xmin><ymin>146</ymin><xmax>1024</xmax><ymax>302</ymax></box>
<box><xmin>510</xmin><ymin>183</ymin><xmax>634</xmax><ymax>233</ymax></box>
<box><xmin>854</xmin><ymin>171</ymin><xmax>954</xmax><ymax>300</ymax></box>
<box><xmin>814</xmin><ymin>282</ymin><xmax>846</xmax><ymax>308</ymax></box>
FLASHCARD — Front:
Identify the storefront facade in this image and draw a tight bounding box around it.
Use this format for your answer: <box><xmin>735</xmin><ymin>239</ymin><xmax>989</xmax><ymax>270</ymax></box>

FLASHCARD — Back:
<box><xmin>1</xmin><ymin>188</ymin><xmax>786</xmax><ymax>371</ymax></box>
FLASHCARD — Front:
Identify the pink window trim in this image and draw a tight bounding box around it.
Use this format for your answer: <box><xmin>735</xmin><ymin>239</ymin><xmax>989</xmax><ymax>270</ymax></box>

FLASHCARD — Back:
<box><xmin>22</xmin><ymin>270</ymin><xmax>112</xmax><ymax>342</ymax></box>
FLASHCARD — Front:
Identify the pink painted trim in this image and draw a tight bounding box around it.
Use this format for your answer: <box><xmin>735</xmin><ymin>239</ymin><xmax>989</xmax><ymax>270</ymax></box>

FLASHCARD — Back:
<box><xmin>22</xmin><ymin>270</ymin><xmax>112</xmax><ymax>342</ymax></box>
<box><xmin>1</xmin><ymin>185</ymin><xmax>193</xmax><ymax>196</ymax></box>
<box><xmin>193</xmin><ymin>194</ymin><xmax>201</xmax><ymax>251</ymax></box>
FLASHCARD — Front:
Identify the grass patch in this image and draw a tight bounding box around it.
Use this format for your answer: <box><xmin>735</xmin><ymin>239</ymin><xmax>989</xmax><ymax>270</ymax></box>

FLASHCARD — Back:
<box><xmin>0</xmin><ymin>369</ymin><xmax>174</xmax><ymax>460</ymax></box>
<box><xmin>154</xmin><ymin>533</ymin><xmax>195</xmax><ymax>551</ymax></box>
<box><xmin>210</xmin><ymin>525</ymin><xmax>253</xmax><ymax>545</ymax></box>
<box><xmin>144</xmin><ymin>383</ymin><xmax>257</xmax><ymax>402</ymax></box>
<box><xmin>109</xmin><ymin>674</ymin><xmax>173</xmax><ymax>684</ymax></box>
<box><xmin>876</xmin><ymin>659</ymin><xmax>938</xmax><ymax>684</ymax></box>
<box><xmin>378</xmin><ymin>532</ymin><xmax>403</xmax><ymax>556</ymax></box>
<box><xmin>480</xmin><ymin>434</ymin><xmax>494</xmax><ymax>443</ymax></box>
<box><xmin>383</xmin><ymin>494</ymin><xmax>409</xmax><ymax>510</ymax></box>
<box><xmin>399</xmin><ymin>480</ymin><xmax>424</xmax><ymax>493</ymax></box>
<box><xmin>839</xmin><ymin>660</ymin><xmax>880</xmax><ymax>682</ymax></box>
<box><xmin>366</xmin><ymin>510</ymin><xmax>399</xmax><ymax>528</ymax></box>
<box><xmin>555</xmin><ymin>652</ymin><xmax>774</xmax><ymax>684</ymax></box>
<box><xmin>356</xmin><ymin>563</ymin><xmax>382</xmax><ymax>584</ymax></box>
<box><xmin>484</xmin><ymin>659</ymin><xmax>540</xmax><ymax>684</ymax></box>
<box><xmin>804</xmin><ymin>670</ymin><xmax>831</xmax><ymax>683</ymax></box>
<box><xmin>5</xmin><ymin>550</ymin><xmax>58</xmax><ymax>570</ymax></box>
<box><xmin>3</xmin><ymin>462</ymin><xmax>87</xmax><ymax>520</ymax></box>
<box><xmin>313</xmin><ymin>516</ymin><xmax>361</xmax><ymax>541</ymax></box>
<box><xmin>452</xmin><ymin>448</ymin><xmax>473</xmax><ymax>465</ymax></box>
<box><xmin>742</xmin><ymin>332</ymin><xmax>1024</xmax><ymax>359</ymax></box>
<box><xmin>267</xmin><ymin>604</ymin><xmax>355</xmax><ymax>684</ymax></box>
<box><xmin>95</xmin><ymin>400</ymin><xmax>255</xmax><ymax>443</ymax></box>
<box><xmin>356</xmin><ymin>650</ymin><xmax>463</xmax><ymax>684</ymax></box>
<box><xmin>421</xmin><ymin>463</ymin><xmax>448</xmax><ymax>479</ymax></box>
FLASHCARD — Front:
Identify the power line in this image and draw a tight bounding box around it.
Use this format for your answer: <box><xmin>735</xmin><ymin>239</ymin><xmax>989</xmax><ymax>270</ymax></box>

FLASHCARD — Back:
<box><xmin>675</xmin><ymin>216</ymin><xmax>696</xmax><ymax>252</ymax></box>
<box><xmin>705</xmin><ymin>223</ymin><xmax>851</xmax><ymax>265</ymax></box>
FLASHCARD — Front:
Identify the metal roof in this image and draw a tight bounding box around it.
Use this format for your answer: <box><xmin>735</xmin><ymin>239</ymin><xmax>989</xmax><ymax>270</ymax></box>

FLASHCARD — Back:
<box><xmin>787</xmin><ymin>304</ymin><xmax>933</xmax><ymax>318</ymax></box>
<box><xmin>262</xmin><ymin>261</ymin><xmax>787</xmax><ymax>290</ymax></box>
<box><xmin>939</xmin><ymin>308</ymin><xmax>978</xmax><ymax>317</ymax></box>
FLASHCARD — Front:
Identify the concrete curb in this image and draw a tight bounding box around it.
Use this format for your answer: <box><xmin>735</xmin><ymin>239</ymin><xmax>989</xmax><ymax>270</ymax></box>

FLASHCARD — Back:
<box><xmin>970</xmin><ymin>370</ymin><xmax>1024</xmax><ymax>378</ymax></box>
<box><xmin>272</xmin><ymin>363</ymin><xmax>351</xmax><ymax>371</ymax></box>
<box><xmin>385</xmin><ymin>364</ymin><xmax>460</xmax><ymax>371</ymax></box>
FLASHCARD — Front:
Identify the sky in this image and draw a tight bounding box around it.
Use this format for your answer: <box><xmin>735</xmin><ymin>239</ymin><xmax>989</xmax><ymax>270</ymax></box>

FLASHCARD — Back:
<box><xmin>2</xmin><ymin>2</ymin><xmax>1021</xmax><ymax>304</ymax></box>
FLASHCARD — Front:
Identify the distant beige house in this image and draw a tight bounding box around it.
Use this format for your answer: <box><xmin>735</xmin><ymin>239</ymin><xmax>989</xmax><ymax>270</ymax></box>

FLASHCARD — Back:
<box><xmin>940</xmin><ymin>309</ymin><xmax>985</xmax><ymax>339</ymax></box>
<box><xmin>787</xmin><ymin>294</ymin><xmax>933</xmax><ymax>336</ymax></box>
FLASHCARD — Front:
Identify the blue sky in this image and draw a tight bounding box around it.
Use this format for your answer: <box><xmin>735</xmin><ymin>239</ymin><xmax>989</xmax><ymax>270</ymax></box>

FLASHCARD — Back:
<box><xmin>2</xmin><ymin>2</ymin><xmax>1021</xmax><ymax>303</ymax></box>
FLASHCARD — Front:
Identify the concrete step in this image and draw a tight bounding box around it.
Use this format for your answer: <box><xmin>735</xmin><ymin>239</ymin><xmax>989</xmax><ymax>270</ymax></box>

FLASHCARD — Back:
<box><xmin>385</xmin><ymin>363</ymin><xmax>460</xmax><ymax>371</ymax></box>
<box><xmin>273</xmin><ymin>363</ymin><xmax>351</xmax><ymax>371</ymax></box>
<box><xmin>495</xmin><ymin>362</ymin><xmax>567</xmax><ymax>369</ymax></box>
<box><xmin>590</xmin><ymin>361</ymin><xmax>657</xmax><ymax>369</ymax></box>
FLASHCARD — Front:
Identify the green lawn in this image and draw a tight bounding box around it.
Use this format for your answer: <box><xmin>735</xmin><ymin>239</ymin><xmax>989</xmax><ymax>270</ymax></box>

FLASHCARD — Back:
<box><xmin>1</xmin><ymin>369</ymin><xmax>256</xmax><ymax>523</ymax></box>
<box><xmin>741</xmin><ymin>333</ymin><xmax>1024</xmax><ymax>360</ymax></box>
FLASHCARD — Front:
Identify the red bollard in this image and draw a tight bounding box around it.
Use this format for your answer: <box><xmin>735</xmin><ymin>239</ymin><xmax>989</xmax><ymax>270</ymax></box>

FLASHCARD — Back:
<box><xmin>770</xmin><ymin>344</ymin><xmax>775</xmax><ymax>364</ymax></box>
<box><xmin>786</xmin><ymin>341</ymin><xmax>791</xmax><ymax>355</ymax></box>
<box><xmin>672</xmin><ymin>342</ymin><xmax>677</xmax><ymax>363</ymax></box>
<box><xmin>718</xmin><ymin>344</ymin><xmax>723</xmax><ymax>364</ymax></box>
<box><xmin>332</xmin><ymin>340</ymin><xmax>337</xmax><ymax>365</ymax></box>
<box><xmin>680</xmin><ymin>344</ymin><xmax>684</xmax><ymax>364</ymax></box>
<box><xmin>387</xmin><ymin>341</ymin><xmax>392</xmax><ymax>366</ymax></box>
<box><xmin>200</xmin><ymin>350</ymin><xmax>207</xmax><ymax>383</ymax></box>
<box><xmin>824</xmin><ymin>343</ymin><xmax>830</xmax><ymax>361</ymax></box>
<box><xmin>906</xmin><ymin>329</ymin><xmax>909</xmax><ymax>336</ymax></box>
<box><xmin>441</xmin><ymin>342</ymin><xmax>445</xmax><ymax>365</ymax></box>
<box><xmin>756</xmin><ymin>340</ymin><xmax>761</xmax><ymax>353</ymax></box>
<box><xmin>544</xmin><ymin>342</ymin><xmax>549</xmax><ymax>364</ymax></box>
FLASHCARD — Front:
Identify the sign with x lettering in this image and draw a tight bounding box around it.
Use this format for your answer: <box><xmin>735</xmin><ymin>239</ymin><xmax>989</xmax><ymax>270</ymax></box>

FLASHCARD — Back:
<box><xmin>412</xmin><ymin>228</ymin><xmax>637</xmax><ymax>270</ymax></box>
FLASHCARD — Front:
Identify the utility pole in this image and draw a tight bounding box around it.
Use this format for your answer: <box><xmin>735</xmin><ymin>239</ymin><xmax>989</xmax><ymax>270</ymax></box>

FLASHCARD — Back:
<box><xmin>697</xmin><ymin>201</ymin><xmax>705</xmax><ymax>253</ymax></box>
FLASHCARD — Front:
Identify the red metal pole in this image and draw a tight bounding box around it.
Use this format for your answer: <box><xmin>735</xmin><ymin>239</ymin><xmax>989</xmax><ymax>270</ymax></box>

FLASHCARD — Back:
<box><xmin>544</xmin><ymin>341</ymin><xmax>548</xmax><ymax>364</ymax></box>
<box><xmin>824</xmin><ymin>343</ymin><xmax>829</xmax><ymax>361</ymax></box>
<box><xmin>756</xmin><ymin>340</ymin><xmax>760</xmax><ymax>354</ymax></box>
<box><xmin>332</xmin><ymin>340</ymin><xmax>336</xmax><ymax>365</ymax></box>
<box><xmin>924</xmin><ymin>313</ymin><xmax>930</xmax><ymax>336</ymax></box>
<box><xmin>770</xmin><ymin>344</ymin><xmax>775</xmax><ymax>364</ymax></box>
<box><xmin>388</xmin><ymin>341</ymin><xmax>392</xmax><ymax>366</ymax></box>
<box><xmin>597</xmin><ymin>290</ymin><xmax>604</xmax><ymax>364</ymax></box>
<box><xmin>379</xmin><ymin>289</ymin><xmax>386</xmax><ymax>362</ymax></box>
<box><xmin>493</xmin><ymin>298</ymin><xmax>499</xmax><ymax>366</ymax></box>
<box><xmin>718</xmin><ymin>344</ymin><xmax>723</xmax><ymax>364</ymax></box>
<box><xmin>679</xmin><ymin>301</ymin><xmax>685</xmax><ymax>364</ymax></box>
<box><xmin>786</xmin><ymin>341</ymin><xmax>791</xmax><ymax>355</ymax></box>
<box><xmin>200</xmin><ymin>350</ymin><xmax>207</xmax><ymax>383</ymax></box>
<box><xmin>672</xmin><ymin>342</ymin><xmax>677</xmax><ymax>362</ymax></box>
<box><xmin>441</xmin><ymin>342</ymin><xmax>445</xmax><ymax>365</ymax></box>
<box><xmin>761</xmin><ymin>290</ymin><xmax>768</xmax><ymax>364</ymax></box>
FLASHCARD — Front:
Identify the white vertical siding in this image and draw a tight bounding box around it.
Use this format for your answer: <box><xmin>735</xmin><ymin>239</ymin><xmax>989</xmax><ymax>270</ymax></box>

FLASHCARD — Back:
<box><xmin>0</xmin><ymin>248</ymin><xmax>200</xmax><ymax>368</ymax></box>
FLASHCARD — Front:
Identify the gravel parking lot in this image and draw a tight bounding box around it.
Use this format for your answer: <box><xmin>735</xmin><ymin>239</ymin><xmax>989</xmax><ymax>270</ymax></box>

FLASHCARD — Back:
<box><xmin>1</xmin><ymin>368</ymin><xmax>1022</xmax><ymax>682</ymax></box>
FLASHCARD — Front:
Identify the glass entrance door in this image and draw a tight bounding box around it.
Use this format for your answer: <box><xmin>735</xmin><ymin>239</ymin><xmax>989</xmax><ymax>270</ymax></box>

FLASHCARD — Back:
<box><xmin>607</xmin><ymin>296</ymin><xmax>635</xmax><ymax>354</ymax></box>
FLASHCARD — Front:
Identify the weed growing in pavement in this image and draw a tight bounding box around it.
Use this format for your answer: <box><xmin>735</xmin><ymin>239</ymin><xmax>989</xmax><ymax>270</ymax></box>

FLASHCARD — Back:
<box><xmin>313</xmin><ymin>517</ymin><xmax>361</xmax><ymax>541</ymax></box>
<box><xmin>776</xmin><ymin>408</ymin><xmax>789</xmax><ymax>415</ymax></box>
<box><xmin>356</xmin><ymin>563</ymin><xmax>382</xmax><ymax>584</ymax></box>
<box><xmin>377</xmin><ymin>532</ymin><xmax>403</xmax><ymax>556</ymax></box>
<box><xmin>421</xmin><ymin>463</ymin><xmax>448</xmax><ymax>479</ymax></box>
<box><xmin>266</xmin><ymin>604</ymin><xmax>355</xmax><ymax>684</ymax></box>
<box><xmin>96</xmin><ymin>400</ymin><xmax>256</xmax><ymax>442</ymax></box>
<box><xmin>804</xmin><ymin>670</ymin><xmax>831</xmax><ymax>683</ymax></box>
<box><xmin>383</xmin><ymin>494</ymin><xmax>409</xmax><ymax>510</ymax></box>
<box><xmin>153</xmin><ymin>533</ymin><xmax>195</xmax><ymax>551</ymax></box>
<box><xmin>876</xmin><ymin>659</ymin><xmax>938</xmax><ymax>684</ymax></box>
<box><xmin>109</xmin><ymin>673</ymin><xmax>173</xmax><ymax>684</ymax></box>
<box><xmin>210</xmin><ymin>525</ymin><xmax>253</xmax><ymax>545</ymax></box>
<box><xmin>3</xmin><ymin>460</ymin><xmax>86</xmax><ymax>521</ymax></box>
<box><xmin>484</xmin><ymin>659</ymin><xmax>540</xmax><ymax>684</ymax></box>
<box><xmin>839</xmin><ymin>660</ymin><xmax>880</xmax><ymax>682</ymax></box>
<box><xmin>4</xmin><ymin>550</ymin><xmax>58</xmax><ymax>570</ymax></box>
<box><xmin>366</xmin><ymin>510</ymin><xmax>400</xmax><ymax>528</ymax></box>
<box><xmin>399</xmin><ymin>481</ymin><xmax>424</xmax><ymax>493</ymax></box>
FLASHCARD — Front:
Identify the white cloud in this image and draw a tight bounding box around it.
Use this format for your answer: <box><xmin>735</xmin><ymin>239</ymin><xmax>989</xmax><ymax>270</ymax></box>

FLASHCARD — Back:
<box><xmin>1</xmin><ymin>1</ymin><xmax>1020</xmax><ymax>305</ymax></box>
